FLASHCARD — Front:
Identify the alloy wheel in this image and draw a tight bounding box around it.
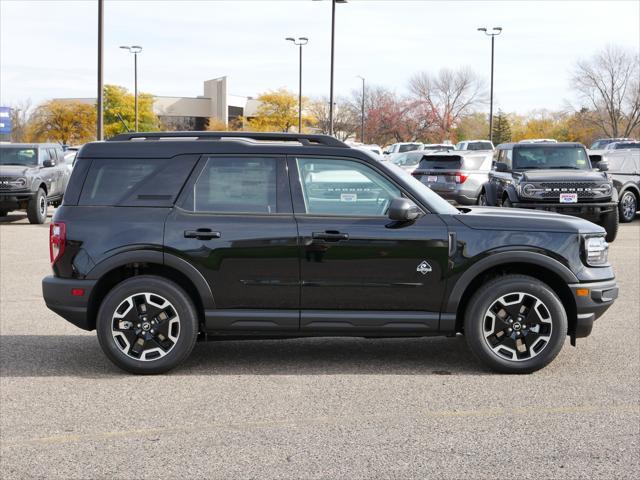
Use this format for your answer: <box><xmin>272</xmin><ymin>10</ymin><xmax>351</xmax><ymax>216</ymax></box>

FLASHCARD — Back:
<box><xmin>482</xmin><ymin>292</ymin><xmax>553</xmax><ymax>361</ymax></box>
<box><xmin>111</xmin><ymin>292</ymin><xmax>180</xmax><ymax>361</ymax></box>
<box><xmin>39</xmin><ymin>195</ymin><xmax>46</xmax><ymax>216</ymax></box>
<box><xmin>621</xmin><ymin>192</ymin><xmax>637</xmax><ymax>221</ymax></box>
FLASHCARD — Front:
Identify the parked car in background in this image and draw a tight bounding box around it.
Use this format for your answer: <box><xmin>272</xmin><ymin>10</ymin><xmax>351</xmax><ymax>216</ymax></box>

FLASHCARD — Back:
<box><xmin>389</xmin><ymin>150</ymin><xmax>423</xmax><ymax>174</ymax></box>
<box><xmin>455</xmin><ymin>140</ymin><xmax>494</xmax><ymax>151</ymax></box>
<box><xmin>0</xmin><ymin>143</ymin><xmax>70</xmax><ymax>223</ymax></box>
<box><xmin>421</xmin><ymin>143</ymin><xmax>455</xmax><ymax>152</ymax></box>
<box><xmin>519</xmin><ymin>139</ymin><xmax>558</xmax><ymax>144</ymax></box>
<box><xmin>42</xmin><ymin>131</ymin><xmax>618</xmax><ymax>374</ymax></box>
<box><xmin>353</xmin><ymin>144</ymin><xmax>383</xmax><ymax>159</ymax></box>
<box><xmin>603</xmin><ymin>141</ymin><xmax>640</xmax><ymax>151</ymax></box>
<box><xmin>63</xmin><ymin>147</ymin><xmax>79</xmax><ymax>173</ymax></box>
<box><xmin>480</xmin><ymin>142</ymin><xmax>618</xmax><ymax>241</ymax></box>
<box><xmin>383</xmin><ymin>142</ymin><xmax>423</xmax><ymax>159</ymax></box>
<box><xmin>411</xmin><ymin>150</ymin><xmax>494</xmax><ymax>205</ymax></box>
<box><xmin>593</xmin><ymin>149</ymin><xmax>639</xmax><ymax>223</ymax></box>
<box><xmin>590</xmin><ymin>138</ymin><xmax>634</xmax><ymax>150</ymax></box>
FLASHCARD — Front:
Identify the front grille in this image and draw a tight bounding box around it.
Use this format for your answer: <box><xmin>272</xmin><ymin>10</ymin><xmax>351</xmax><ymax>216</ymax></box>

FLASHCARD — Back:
<box><xmin>534</xmin><ymin>182</ymin><xmax>603</xmax><ymax>200</ymax></box>
<box><xmin>539</xmin><ymin>182</ymin><xmax>597</xmax><ymax>190</ymax></box>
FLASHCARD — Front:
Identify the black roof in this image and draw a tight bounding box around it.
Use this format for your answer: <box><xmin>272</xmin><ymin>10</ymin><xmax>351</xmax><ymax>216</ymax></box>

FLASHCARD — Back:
<box><xmin>79</xmin><ymin>131</ymin><xmax>366</xmax><ymax>160</ymax></box>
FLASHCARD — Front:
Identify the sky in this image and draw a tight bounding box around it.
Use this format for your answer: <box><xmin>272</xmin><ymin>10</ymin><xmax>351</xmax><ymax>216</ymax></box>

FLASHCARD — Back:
<box><xmin>1</xmin><ymin>0</ymin><xmax>639</xmax><ymax>114</ymax></box>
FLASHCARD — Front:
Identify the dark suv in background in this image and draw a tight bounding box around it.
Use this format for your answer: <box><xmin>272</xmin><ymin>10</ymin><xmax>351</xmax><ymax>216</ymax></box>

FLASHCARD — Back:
<box><xmin>594</xmin><ymin>149</ymin><xmax>639</xmax><ymax>222</ymax></box>
<box><xmin>0</xmin><ymin>143</ymin><xmax>70</xmax><ymax>223</ymax></box>
<box><xmin>480</xmin><ymin>142</ymin><xmax>619</xmax><ymax>241</ymax></box>
<box><xmin>42</xmin><ymin>132</ymin><xmax>618</xmax><ymax>375</ymax></box>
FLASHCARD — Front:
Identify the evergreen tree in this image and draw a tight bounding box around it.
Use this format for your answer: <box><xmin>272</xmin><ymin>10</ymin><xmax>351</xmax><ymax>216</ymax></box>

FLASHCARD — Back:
<box><xmin>492</xmin><ymin>110</ymin><xmax>512</xmax><ymax>145</ymax></box>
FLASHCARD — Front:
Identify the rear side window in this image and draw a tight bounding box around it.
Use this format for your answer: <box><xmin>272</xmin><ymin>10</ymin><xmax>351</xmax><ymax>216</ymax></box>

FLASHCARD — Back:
<box><xmin>188</xmin><ymin>157</ymin><xmax>278</xmax><ymax>214</ymax></box>
<box><xmin>79</xmin><ymin>157</ymin><xmax>197</xmax><ymax>206</ymax></box>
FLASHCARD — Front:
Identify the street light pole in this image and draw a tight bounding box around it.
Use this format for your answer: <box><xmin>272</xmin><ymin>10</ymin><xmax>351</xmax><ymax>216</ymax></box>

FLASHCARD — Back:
<box><xmin>286</xmin><ymin>37</ymin><xmax>309</xmax><ymax>133</ymax></box>
<box><xmin>477</xmin><ymin>27</ymin><xmax>502</xmax><ymax>143</ymax></box>
<box><xmin>97</xmin><ymin>0</ymin><xmax>104</xmax><ymax>140</ymax></box>
<box><xmin>120</xmin><ymin>45</ymin><xmax>143</xmax><ymax>131</ymax></box>
<box><xmin>357</xmin><ymin>75</ymin><xmax>365</xmax><ymax>143</ymax></box>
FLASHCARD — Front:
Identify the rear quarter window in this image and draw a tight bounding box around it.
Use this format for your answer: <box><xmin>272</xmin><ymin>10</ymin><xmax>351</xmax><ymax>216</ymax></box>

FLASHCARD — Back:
<box><xmin>79</xmin><ymin>157</ymin><xmax>197</xmax><ymax>206</ymax></box>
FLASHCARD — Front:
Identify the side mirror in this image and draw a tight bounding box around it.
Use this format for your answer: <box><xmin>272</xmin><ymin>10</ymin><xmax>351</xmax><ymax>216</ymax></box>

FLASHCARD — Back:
<box><xmin>43</xmin><ymin>159</ymin><xmax>55</xmax><ymax>168</ymax></box>
<box><xmin>597</xmin><ymin>160</ymin><xmax>609</xmax><ymax>172</ymax></box>
<box><xmin>495</xmin><ymin>162</ymin><xmax>509</xmax><ymax>172</ymax></box>
<box><xmin>388</xmin><ymin>197</ymin><xmax>421</xmax><ymax>222</ymax></box>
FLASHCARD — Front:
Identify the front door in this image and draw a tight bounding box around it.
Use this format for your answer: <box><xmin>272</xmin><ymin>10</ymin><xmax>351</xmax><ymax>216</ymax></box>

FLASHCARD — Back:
<box><xmin>288</xmin><ymin>156</ymin><xmax>449</xmax><ymax>334</ymax></box>
<box><xmin>164</xmin><ymin>155</ymin><xmax>300</xmax><ymax>332</ymax></box>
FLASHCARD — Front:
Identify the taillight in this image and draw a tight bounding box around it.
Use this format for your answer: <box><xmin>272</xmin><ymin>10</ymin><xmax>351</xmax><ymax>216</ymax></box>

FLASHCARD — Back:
<box><xmin>50</xmin><ymin>222</ymin><xmax>66</xmax><ymax>265</ymax></box>
<box><xmin>454</xmin><ymin>172</ymin><xmax>468</xmax><ymax>183</ymax></box>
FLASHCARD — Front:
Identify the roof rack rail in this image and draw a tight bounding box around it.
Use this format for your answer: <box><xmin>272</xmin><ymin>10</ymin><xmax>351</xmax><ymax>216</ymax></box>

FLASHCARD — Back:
<box><xmin>108</xmin><ymin>131</ymin><xmax>349</xmax><ymax>147</ymax></box>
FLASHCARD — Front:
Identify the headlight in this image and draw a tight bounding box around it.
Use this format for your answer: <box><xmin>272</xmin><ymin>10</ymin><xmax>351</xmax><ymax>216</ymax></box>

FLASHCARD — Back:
<box><xmin>592</xmin><ymin>183</ymin><xmax>612</xmax><ymax>196</ymax></box>
<box><xmin>583</xmin><ymin>235</ymin><xmax>609</xmax><ymax>266</ymax></box>
<box><xmin>522</xmin><ymin>183</ymin><xmax>537</xmax><ymax>196</ymax></box>
<box><xmin>8</xmin><ymin>177</ymin><xmax>27</xmax><ymax>188</ymax></box>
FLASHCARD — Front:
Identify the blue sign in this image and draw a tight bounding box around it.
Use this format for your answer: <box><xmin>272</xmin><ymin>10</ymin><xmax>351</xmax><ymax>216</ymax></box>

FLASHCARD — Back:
<box><xmin>0</xmin><ymin>107</ymin><xmax>12</xmax><ymax>134</ymax></box>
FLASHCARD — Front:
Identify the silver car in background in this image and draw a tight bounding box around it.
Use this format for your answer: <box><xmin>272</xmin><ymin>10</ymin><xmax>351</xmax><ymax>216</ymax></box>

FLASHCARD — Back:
<box><xmin>410</xmin><ymin>150</ymin><xmax>494</xmax><ymax>205</ymax></box>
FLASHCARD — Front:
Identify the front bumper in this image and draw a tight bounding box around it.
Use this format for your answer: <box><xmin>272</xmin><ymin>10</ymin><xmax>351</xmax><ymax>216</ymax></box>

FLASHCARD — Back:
<box><xmin>568</xmin><ymin>279</ymin><xmax>619</xmax><ymax>339</ymax></box>
<box><xmin>0</xmin><ymin>190</ymin><xmax>36</xmax><ymax>209</ymax></box>
<box><xmin>42</xmin><ymin>276</ymin><xmax>97</xmax><ymax>331</ymax></box>
<box><xmin>512</xmin><ymin>201</ymin><xmax>617</xmax><ymax>219</ymax></box>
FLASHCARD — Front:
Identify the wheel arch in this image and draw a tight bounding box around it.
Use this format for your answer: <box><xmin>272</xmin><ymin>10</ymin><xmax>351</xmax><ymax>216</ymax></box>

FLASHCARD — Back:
<box><xmin>447</xmin><ymin>252</ymin><xmax>578</xmax><ymax>337</ymax></box>
<box><xmin>85</xmin><ymin>251</ymin><xmax>214</xmax><ymax>331</ymax></box>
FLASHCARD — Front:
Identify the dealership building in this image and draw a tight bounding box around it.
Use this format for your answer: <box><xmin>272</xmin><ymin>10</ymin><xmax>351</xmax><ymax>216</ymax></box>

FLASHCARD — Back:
<box><xmin>59</xmin><ymin>76</ymin><xmax>261</xmax><ymax>130</ymax></box>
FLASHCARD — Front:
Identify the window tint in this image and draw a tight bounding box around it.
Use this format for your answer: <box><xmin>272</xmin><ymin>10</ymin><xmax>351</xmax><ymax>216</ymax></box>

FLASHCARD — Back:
<box><xmin>296</xmin><ymin>157</ymin><xmax>401</xmax><ymax>216</ymax></box>
<box><xmin>191</xmin><ymin>157</ymin><xmax>278</xmax><ymax>213</ymax></box>
<box><xmin>80</xmin><ymin>158</ymin><xmax>166</xmax><ymax>205</ymax></box>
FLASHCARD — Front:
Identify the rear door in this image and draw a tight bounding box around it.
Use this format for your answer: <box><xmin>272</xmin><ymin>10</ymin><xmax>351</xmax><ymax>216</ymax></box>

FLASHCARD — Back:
<box><xmin>164</xmin><ymin>155</ymin><xmax>300</xmax><ymax>332</ymax></box>
<box><xmin>288</xmin><ymin>155</ymin><xmax>449</xmax><ymax>334</ymax></box>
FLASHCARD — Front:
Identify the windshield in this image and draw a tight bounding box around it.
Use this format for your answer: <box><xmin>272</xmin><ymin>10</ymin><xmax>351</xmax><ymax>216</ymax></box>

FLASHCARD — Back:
<box><xmin>0</xmin><ymin>147</ymin><xmax>39</xmax><ymax>166</ymax></box>
<box><xmin>615</xmin><ymin>143</ymin><xmax>640</xmax><ymax>149</ymax></box>
<box><xmin>380</xmin><ymin>162</ymin><xmax>460</xmax><ymax>215</ymax></box>
<box><xmin>513</xmin><ymin>147</ymin><xmax>591</xmax><ymax>170</ymax></box>
<box><xmin>423</xmin><ymin>145</ymin><xmax>453</xmax><ymax>151</ymax></box>
<box><xmin>392</xmin><ymin>153</ymin><xmax>421</xmax><ymax>166</ymax></box>
<box><xmin>398</xmin><ymin>143</ymin><xmax>421</xmax><ymax>153</ymax></box>
<box><xmin>466</xmin><ymin>142</ymin><xmax>493</xmax><ymax>151</ymax></box>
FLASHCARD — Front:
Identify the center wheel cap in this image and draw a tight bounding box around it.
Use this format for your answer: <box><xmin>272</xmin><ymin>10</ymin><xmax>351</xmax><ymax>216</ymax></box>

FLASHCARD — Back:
<box><xmin>513</xmin><ymin>322</ymin><xmax>522</xmax><ymax>331</ymax></box>
<box><xmin>142</xmin><ymin>322</ymin><xmax>151</xmax><ymax>332</ymax></box>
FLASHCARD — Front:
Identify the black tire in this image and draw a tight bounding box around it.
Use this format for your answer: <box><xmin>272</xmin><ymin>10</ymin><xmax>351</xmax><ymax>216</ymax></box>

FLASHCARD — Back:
<box><xmin>477</xmin><ymin>191</ymin><xmax>487</xmax><ymax>206</ymax></box>
<box><xmin>600</xmin><ymin>208</ymin><xmax>619</xmax><ymax>242</ymax></box>
<box><xmin>618</xmin><ymin>190</ymin><xmax>638</xmax><ymax>223</ymax></box>
<box><xmin>96</xmin><ymin>275</ymin><xmax>199</xmax><ymax>374</ymax></box>
<box><xmin>464</xmin><ymin>274</ymin><xmax>568</xmax><ymax>374</ymax></box>
<box><xmin>0</xmin><ymin>210</ymin><xmax>8</xmax><ymax>217</ymax></box>
<box><xmin>27</xmin><ymin>188</ymin><xmax>48</xmax><ymax>224</ymax></box>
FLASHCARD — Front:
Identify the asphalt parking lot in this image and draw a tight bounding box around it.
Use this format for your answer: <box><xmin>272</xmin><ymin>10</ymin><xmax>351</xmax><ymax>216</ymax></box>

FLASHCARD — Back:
<box><xmin>0</xmin><ymin>211</ymin><xmax>638</xmax><ymax>479</ymax></box>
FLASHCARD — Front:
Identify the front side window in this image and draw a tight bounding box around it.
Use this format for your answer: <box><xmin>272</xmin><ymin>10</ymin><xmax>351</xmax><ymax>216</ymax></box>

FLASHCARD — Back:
<box><xmin>296</xmin><ymin>157</ymin><xmax>401</xmax><ymax>216</ymax></box>
<box><xmin>191</xmin><ymin>157</ymin><xmax>278</xmax><ymax>214</ymax></box>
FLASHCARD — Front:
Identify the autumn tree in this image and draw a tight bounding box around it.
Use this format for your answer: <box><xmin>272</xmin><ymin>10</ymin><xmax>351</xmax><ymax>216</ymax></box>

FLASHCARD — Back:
<box><xmin>7</xmin><ymin>100</ymin><xmax>33</xmax><ymax>143</ymax></box>
<box><xmin>104</xmin><ymin>85</ymin><xmax>159</xmax><ymax>138</ymax></box>
<box><xmin>409</xmin><ymin>67</ymin><xmax>486</xmax><ymax>139</ymax></box>
<box><xmin>572</xmin><ymin>45</ymin><xmax>640</xmax><ymax>138</ymax></box>
<box><xmin>246</xmin><ymin>88</ymin><xmax>311</xmax><ymax>133</ymax></box>
<box><xmin>491</xmin><ymin>110</ymin><xmax>511</xmax><ymax>145</ymax></box>
<box><xmin>455</xmin><ymin>112</ymin><xmax>489</xmax><ymax>143</ymax></box>
<box><xmin>306</xmin><ymin>96</ymin><xmax>359</xmax><ymax>141</ymax></box>
<box><xmin>29</xmin><ymin>100</ymin><xmax>95</xmax><ymax>145</ymax></box>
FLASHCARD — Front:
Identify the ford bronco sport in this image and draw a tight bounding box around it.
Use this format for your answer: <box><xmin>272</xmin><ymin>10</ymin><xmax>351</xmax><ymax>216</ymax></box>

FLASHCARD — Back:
<box><xmin>42</xmin><ymin>132</ymin><xmax>619</xmax><ymax>374</ymax></box>
<box><xmin>480</xmin><ymin>142</ymin><xmax>619</xmax><ymax>242</ymax></box>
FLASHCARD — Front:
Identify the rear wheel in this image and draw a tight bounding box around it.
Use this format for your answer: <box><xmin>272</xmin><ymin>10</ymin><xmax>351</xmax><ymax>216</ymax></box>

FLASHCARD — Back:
<box><xmin>27</xmin><ymin>188</ymin><xmax>47</xmax><ymax>224</ymax></box>
<box><xmin>618</xmin><ymin>190</ymin><xmax>638</xmax><ymax>223</ymax></box>
<box><xmin>96</xmin><ymin>276</ymin><xmax>199</xmax><ymax>374</ymax></box>
<box><xmin>600</xmin><ymin>208</ymin><xmax>619</xmax><ymax>242</ymax></box>
<box><xmin>464</xmin><ymin>275</ymin><xmax>567</xmax><ymax>373</ymax></box>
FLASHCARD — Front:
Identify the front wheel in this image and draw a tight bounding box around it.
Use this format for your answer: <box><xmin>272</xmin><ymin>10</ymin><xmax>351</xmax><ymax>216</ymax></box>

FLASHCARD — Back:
<box><xmin>27</xmin><ymin>188</ymin><xmax>48</xmax><ymax>224</ymax></box>
<box><xmin>618</xmin><ymin>191</ymin><xmax>638</xmax><ymax>223</ymax></box>
<box><xmin>477</xmin><ymin>191</ymin><xmax>487</xmax><ymax>206</ymax></box>
<box><xmin>502</xmin><ymin>198</ymin><xmax>513</xmax><ymax>208</ymax></box>
<box><xmin>600</xmin><ymin>208</ymin><xmax>619</xmax><ymax>242</ymax></box>
<box><xmin>96</xmin><ymin>276</ymin><xmax>199</xmax><ymax>374</ymax></box>
<box><xmin>464</xmin><ymin>275</ymin><xmax>568</xmax><ymax>374</ymax></box>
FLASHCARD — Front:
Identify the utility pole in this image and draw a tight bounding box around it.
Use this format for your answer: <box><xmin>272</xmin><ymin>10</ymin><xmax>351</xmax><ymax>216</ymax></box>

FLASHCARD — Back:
<box><xmin>97</xmin><ymin>0</ymin><xmax>104</xmax><ymax>140</ymax></box>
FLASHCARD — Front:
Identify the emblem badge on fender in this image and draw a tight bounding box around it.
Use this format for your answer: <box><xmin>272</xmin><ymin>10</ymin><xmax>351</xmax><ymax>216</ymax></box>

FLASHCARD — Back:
<box><xmin>417</xmin><ymin>261</ymin><xmax>432</xmax><ymax>275</ymax></box>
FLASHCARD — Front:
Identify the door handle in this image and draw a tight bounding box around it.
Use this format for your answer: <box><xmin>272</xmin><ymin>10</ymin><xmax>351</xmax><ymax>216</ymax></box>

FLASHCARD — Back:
<box><xmin>184</xmin><ymin>229</ymin><xmax>221</xmax><ymax>240</ymax></box>
<box><xmin>312</xmin><ymin>231</ymin><xmax>349</xmax><ymax>242</ymax></box>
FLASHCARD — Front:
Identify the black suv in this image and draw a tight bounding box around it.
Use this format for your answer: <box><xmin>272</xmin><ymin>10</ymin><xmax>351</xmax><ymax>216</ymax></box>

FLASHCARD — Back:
<box><xmin>480</xmin><ymin>142</ymin><xmax>619</xmax><ymax>242</ymax></box>
<box><xmin>42</xmin><ymin>132</ymin><xmax>619</xmax><ymax>374</ymax></box>
<box><xmin>0</xmin><ymin>143</ymin><xmax>70</xmax><ymax>223</ymax></box>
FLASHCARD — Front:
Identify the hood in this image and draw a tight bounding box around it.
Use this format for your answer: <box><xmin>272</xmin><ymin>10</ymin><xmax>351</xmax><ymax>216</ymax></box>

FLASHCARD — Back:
<box><xmin>521</xmin><ymin>169</ymin><xmax>608</xmax><ymax>183</ymax></box>
<box><xmin>456</xmin><ymin>206</ymin><xmax>605</xmax><ymax>234</ymax></box>
<box><xmin>0</xmin><ymin>165</ymin><xmax>37</xmax><ymax>177</ymax></box>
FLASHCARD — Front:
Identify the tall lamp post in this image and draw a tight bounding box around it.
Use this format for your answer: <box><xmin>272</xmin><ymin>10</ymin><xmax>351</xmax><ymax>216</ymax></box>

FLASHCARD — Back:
<box><xmin>477</xmin><ymin>27</ymin><xmax>502</xmax><ymax>143</ymax></box>
<box><xmin>120</xmin><ymin>45</ymin><xmax>143</xmax><ymax>131</ymax></box>
<box><xmin>356</xmin><ymin>76</ymin><xmax>365</xmax><ymax>143</ymax></box>
<box><xmin>286</xmin><ymin>37</ymin><xmax>309</xmax><ymax>133</ymax></box>
<box><xmin>97</xmin><ymin>0</ymin><xmax>104</xmax><ymax>140</ymax></box>
<box><xmin>315</xmin><ymin>0</ymin><xmax>347</xmax><ymax>136</ymax></box>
